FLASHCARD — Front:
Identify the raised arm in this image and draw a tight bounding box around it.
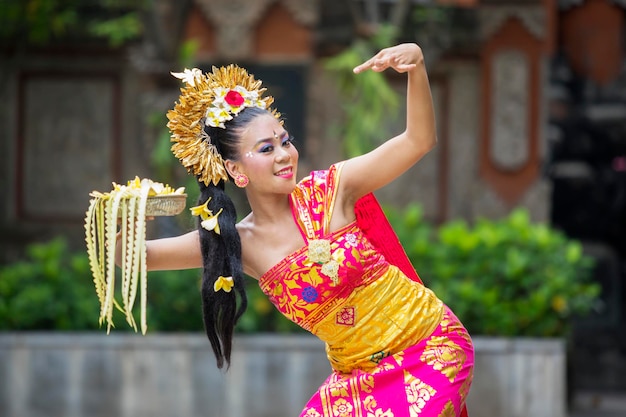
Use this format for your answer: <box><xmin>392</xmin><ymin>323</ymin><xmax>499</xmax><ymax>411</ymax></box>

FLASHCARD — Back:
<box><xmin>337</xmin><ymin>43</ymin><xmax>436</xmax><ymax>209</ymax></box>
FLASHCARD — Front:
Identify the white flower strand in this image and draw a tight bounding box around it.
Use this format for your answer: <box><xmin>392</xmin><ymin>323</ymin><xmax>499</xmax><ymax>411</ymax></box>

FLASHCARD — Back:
<box><xmin>85</xmin><ymin>178</ymin><xmax>185</xmax><ymax>334</ymax></box>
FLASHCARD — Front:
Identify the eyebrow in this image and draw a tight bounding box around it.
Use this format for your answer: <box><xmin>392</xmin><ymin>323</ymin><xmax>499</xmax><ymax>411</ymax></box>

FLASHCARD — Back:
<box><xmin>252</xmin><ymin>130</ymin><xmax>288</xmax><ymax>148</ymax></box>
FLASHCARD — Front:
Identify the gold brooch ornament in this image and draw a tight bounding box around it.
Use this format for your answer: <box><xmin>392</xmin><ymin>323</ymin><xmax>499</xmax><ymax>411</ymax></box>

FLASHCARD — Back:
<box><xmin>167</xmin><ymin>65</ymin><xmax>281</xmax><ymax>186</ymax></box>
<box><xmin>321</xmin><ymin>260</ymin><xmax>340</xmax><ymax>285</ymax></box>
<box><xmin>307</xmin><ymin>239</ymin><xmax>340</xmax><ymax>285</ymax></box>
<box><xmin>308</xmin><ymin>239</ymin><xmax>331</xmax><ymax>264</ymax></box>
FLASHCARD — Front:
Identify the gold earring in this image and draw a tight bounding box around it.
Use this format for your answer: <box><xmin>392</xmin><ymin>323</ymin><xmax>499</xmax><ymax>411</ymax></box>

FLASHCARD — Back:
<box><xmin>234</xmin><ymin>174</ymin><xmax>249</xmax><ymax>188</ymax></box>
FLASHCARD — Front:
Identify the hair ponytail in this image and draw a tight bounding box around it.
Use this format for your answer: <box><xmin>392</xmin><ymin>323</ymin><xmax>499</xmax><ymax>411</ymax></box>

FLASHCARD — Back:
<box><xmin>167</xmin><ymin>66</ymin><xmax>279</xmax><ymax>368</ymax></box>
<box><xmin>194</xmin><ymin>106</ymin><xmax>275</xmax><ymax>368</ymax></box>
<box><xmin>196</xmin><ymin>179</ymin><xmax>247</xmax><ymax>369</ymax></box>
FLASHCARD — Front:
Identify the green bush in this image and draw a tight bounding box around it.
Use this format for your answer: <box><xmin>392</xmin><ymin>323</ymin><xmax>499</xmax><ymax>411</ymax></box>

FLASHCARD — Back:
<box><xmin>2</xmin><ymin>206</ymin><xmax>599</xmax><ymax>337</ymax></box>
<box><xmin>0</xmin><ymin>237</ymin><xmax>205</xmax><ymax>331</ymax></box>
<box><xmin>0</xmin><ymin>237</ymin><xmax>299</xmax><ymax>333</ymax></box>
<box><xmin>386</xmin><ymin>205</ymin><xmax>601</xmax><ymax>338</ymax></box>
<box><xmin>0</xmin><ymin>238</ymin><xmax>100</xmax><ymax>330</ymax></box>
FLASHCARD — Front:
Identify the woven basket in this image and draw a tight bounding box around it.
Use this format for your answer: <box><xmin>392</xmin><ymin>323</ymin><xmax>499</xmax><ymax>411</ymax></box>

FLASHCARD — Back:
<box><xmin>145</xmin><ymin>194</ymin><xmax>187</xmax><ymax>216</ymax></box>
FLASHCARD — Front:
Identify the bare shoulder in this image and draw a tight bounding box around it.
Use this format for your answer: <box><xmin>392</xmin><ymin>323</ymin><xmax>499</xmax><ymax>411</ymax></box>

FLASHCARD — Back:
<box><xmin>236</xmin><ymin>215</ymin><xmax>259</xmax><ymax>278</ymax></box>
<box><xmin>237</xmin><ymin>214</ymin><xmax>305</xmax><ymax>280</ymax></box>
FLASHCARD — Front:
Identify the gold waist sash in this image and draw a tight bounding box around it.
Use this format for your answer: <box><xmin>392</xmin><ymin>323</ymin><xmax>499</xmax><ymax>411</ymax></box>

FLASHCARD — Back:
<box><xmin>311</xmin><ymin>265</ymin><xmax>444</xmax><ymax>374</ymax></box>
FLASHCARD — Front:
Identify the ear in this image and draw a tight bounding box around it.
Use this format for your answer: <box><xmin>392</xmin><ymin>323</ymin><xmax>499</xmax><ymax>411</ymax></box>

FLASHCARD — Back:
<box><xmin>223</xmin><ymin>159</ymin><xmax>244</xmax><ymax>179</ymax></box>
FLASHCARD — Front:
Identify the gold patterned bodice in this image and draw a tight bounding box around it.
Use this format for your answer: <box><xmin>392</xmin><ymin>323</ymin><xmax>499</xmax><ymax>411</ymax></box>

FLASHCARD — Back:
<box><xmin>259</xmin><ymin>165</ymin><xmax>444</xmax><ymax>374</ymax></box>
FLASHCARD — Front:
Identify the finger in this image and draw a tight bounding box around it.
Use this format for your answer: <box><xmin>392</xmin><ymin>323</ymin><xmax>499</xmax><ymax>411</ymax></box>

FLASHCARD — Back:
<box><xmin>353</xmin><ymin>59</ymin><xmax>376</xmax><ymax>74</ymax></box>
<box><xmin>352</xmin><ymin>64</ymin><xmax>366</xmax><ymax>74</ymax></box>
<box><xmin>353</xmin><ymin>50</ymin><xmax>387</xmax><ymax>73</ymax></box>
<box><xmin>370</xmin><ymin>57</ymin><xmax>391</xmax><ymax>72</ymax></box>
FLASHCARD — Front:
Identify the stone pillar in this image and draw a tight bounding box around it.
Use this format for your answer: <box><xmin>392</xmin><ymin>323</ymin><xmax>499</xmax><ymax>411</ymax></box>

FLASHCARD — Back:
<box><xmin>473</xmin><ymin>0</ymin><xmax>555</xmax><ymax>220</ymax></box>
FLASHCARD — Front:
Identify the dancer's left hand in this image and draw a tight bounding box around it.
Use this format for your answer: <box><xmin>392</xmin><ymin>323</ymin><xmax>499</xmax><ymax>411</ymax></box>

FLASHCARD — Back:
<box><xmin>353</xmin><ymin>43</ymin><xmax>424</xmax><ymax>74</ymax></box>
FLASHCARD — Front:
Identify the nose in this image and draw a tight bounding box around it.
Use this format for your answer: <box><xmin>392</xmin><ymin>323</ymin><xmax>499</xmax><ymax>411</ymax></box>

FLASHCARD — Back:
<box><xmin>275</xmin><ymin>146</ymin><xmax>291</xmax><ymax>162</ymax></box>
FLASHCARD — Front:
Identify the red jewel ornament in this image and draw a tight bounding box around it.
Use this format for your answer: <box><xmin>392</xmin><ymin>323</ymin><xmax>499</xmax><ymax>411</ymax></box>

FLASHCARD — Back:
<box><xmin>225</xmin><ymin>90</ymin><xmax>244</xmax><ymax>107</ymax></box>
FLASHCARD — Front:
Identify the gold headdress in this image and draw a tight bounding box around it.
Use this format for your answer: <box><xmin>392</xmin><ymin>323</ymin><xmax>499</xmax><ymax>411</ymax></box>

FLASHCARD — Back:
<box><xmin>166</xmin><ymin>65</ymin><xmax>279</xmax><ymax>186</ymax></box>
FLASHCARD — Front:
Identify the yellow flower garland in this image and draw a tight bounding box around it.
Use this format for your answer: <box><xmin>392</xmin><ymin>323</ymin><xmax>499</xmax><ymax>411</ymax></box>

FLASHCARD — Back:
<box><xmin>84</xmin><ymin>177</ymin><xmax>185</xmax><ymax>334</ymax></box>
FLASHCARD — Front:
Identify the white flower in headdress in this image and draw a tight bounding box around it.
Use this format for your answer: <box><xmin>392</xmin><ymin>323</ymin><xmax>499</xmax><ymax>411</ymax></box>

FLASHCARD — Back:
<box><xmin>204</xmin><ymin>86</ymin><xmax>255</xmax><ymax>127</ymax></box>
<box><xmin>170</xmin><ymin>68</ymin><xmax>203</xmax><ymax>87</ymax></box>
<box><xmin>205</xmin><ymin>107</ymin><xmax>233</xmax><ymax>129</ymax></box>
<box><xmin>211</xmin><ymin>87</ymin><xmax>230</xmax><ymax>107</ymax></box>
<box><xmin>244</xmin><ymin>89</ymin><xmax>259</xmax><ymax>105</ymax></box>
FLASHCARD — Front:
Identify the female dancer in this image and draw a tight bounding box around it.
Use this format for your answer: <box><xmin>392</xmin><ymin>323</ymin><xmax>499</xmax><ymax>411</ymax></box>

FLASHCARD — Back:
<box><xmin>143</xmin><ymin>43</ymin><xmax>473</xmax><ymax>416</ymax></box>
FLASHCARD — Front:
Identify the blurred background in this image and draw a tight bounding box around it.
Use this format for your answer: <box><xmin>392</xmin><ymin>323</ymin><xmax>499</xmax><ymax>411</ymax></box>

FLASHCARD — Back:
<box><xmin>1</xmin><ymin>0</ymin><xmax>625</xmax><ymax>416</ymax></box>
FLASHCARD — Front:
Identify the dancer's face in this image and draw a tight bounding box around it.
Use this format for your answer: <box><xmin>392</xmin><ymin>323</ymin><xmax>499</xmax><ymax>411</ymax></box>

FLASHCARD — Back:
<box><xmin>228</xmin><ymin>114</ymin><xmax>298</xmax><ymax>194</ymax></box>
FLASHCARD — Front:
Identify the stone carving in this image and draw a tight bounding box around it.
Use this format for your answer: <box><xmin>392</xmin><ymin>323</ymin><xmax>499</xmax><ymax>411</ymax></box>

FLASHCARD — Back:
<box><xmin>479</xmin><ymin>6</ymin><xmax>545</xmax><ymax>40</ymax></box>
<box><xmin>194</xmin><ymin>0</ymin><xmax>319</xmax><ymax>59</ymax></box>
<box><xmin>490</xmin><ymin>49</ymin><xmax>530</xmax><ymax>171</ymax></box>
<box><xmin>195</xmin><ymin>0</ymin><xmax>269</xmax><ymax>59</ymax></box>
<box><xmin>280</xmin><ymin>0</ymin><xmax>319</xmax><ymax>26</ymax></box>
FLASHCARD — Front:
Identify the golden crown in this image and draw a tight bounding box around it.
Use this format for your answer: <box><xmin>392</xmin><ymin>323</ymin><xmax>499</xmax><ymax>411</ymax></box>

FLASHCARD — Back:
<box><xmin>166</xmin><ymin>65</ymin><xmax>278</xmax><ymax>186</ymax></box>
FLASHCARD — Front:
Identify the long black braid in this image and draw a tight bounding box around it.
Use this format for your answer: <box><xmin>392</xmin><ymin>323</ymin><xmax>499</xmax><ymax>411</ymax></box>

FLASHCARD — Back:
<box><xmin>196</xmin><ymin>107</ymin><xmax>272</xmax><ymax>368</ymax></box>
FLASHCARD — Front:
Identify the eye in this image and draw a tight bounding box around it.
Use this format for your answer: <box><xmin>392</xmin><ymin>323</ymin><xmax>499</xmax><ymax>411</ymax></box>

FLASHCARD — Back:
<box><xmin>281</xmin><ymin>135</ymin><xmax>295</xmax><ymax>147</ymax></box>
<box><xmin>259</xmin><ymin>144</ymin><xmax>274</xmax><ymax>153</ymax></box>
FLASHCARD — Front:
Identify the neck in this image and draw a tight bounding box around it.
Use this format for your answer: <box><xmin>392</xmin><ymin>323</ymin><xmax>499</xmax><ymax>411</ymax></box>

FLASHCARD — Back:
<box><xmin>245</xmin><ymin>191</ymin><xmax>292</xmax><ymax>225</ymax></box>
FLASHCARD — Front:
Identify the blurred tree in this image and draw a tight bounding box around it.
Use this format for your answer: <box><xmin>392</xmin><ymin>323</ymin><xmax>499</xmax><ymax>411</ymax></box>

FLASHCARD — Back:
<box><xmin>323</xmin><ymin>25</ymin><xmax>401</xmax><ymax>157</ymax></box>
<box><xmin>0</xmin><ymin>0</ymin><xmax>148</xmax><ymax>46</ymax></box>
<box><xmin>323</xmin><ymin>1</ymin><xmax>476</xmax><ymax>157</ymax></box>
<box><xmin>0</xmin><ymin>0</ymin><xmax>193</xmax><ymax>94</ymax></box>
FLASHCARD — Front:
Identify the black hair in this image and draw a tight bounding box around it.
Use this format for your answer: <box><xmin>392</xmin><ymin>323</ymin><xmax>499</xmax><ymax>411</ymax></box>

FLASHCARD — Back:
<box><xmin>197</xmin><ymin>106</ymin><xmax>272</xmax><ymax>368</ymax></box>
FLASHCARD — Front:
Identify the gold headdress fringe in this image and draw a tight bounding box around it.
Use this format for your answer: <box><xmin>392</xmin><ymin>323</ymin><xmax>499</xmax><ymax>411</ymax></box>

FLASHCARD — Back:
<box><xmin>166</xmin><ymin>65</ymin><xmax>281</xmax><ymax>186</ymax></box>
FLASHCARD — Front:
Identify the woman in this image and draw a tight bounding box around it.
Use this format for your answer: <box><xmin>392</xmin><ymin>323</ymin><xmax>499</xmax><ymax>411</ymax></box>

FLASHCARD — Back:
<box><xmin>147</xmin><ymin>43</ymin><xmax>473</xmax><ymax>416</ymax></box>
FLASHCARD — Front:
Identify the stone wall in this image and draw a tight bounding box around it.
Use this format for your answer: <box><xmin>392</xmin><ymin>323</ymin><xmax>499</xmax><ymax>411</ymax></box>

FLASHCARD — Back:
<box><xmin>0</xmin><ymin>333</ymin><xmax>566</xmax><ymax>417</ymax></box>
